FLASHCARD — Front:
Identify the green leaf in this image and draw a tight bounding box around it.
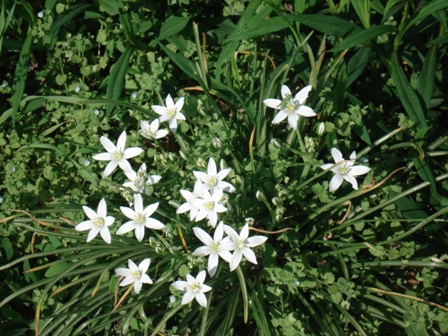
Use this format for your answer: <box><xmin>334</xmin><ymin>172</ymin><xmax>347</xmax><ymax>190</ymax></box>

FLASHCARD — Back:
<box><xmin>346</xmin><ymin>46</ymin><xmax>371</xmax><ymax>88</ymax></box>
<box><xmin>390</xmin><ymin>53</ymin><xmax>427</xmax><ymax>127</ymax></box>
<box><xmin>45</xmin><ymin>261</ymin><xmax>71</xmax><ymax>277</ymax></box>
<box><xmin>159</xmin><ymin>42</ymin><xmax>195</xmax><ymax>79</ymax></box>
<box><xmin>11</xmin><ymin>33</ymin><xmax>33</xmax><ymax>123</ymax></box>
<box><xmin>412</xmin><ymin>156</ymin><xmax>441</xmax><ymax>201</ymax></box>
<box><xmin>0</xmin><ymin>0</ymin><xmax>17</xmax><ymax>56</ymax></box>
<box><xmin>105</xmin><ymin>47</ymin><xmax>133</xmax><ymax>117</ymax></box>
<box><xmin>48</xmin><ymin>3</ymin><xmax>94</xmax><ymax>48</ymax></box>
<box><xmin>350</xmin><ymin>0</ymin><xmax>370</xmax><ymax>28</ymax></box>
<box><xmin>98</xmin><ymin>0</ymin><xmax>121</xmax><ymax>16</ymax></box>
<box><xmin>416</xmin><ymin>46</ymin><xmax>437</xmax><ymax>109</ymax></box>
<box><xmin>1</xmin><ymin>238</ymin><xmax>13</xmax><ymax>260</ymax></box>
<box><xmin>158</xmin><ymin>16</ymin><xmax>190</xmax><ymax>41</ymax></box>
<box><xmin>290</xmin><ymin>14</ymin><xmax>361</xmax><ymax>38</ymax></box>
<box><xmin>224</xmin><ymin>16</ymin><xmax>288</xmax><ymax>41</ymax></box>
<box><xmin>403</xmin><ymin>0</ymin><xmax>448</xmax><ymax>35</ymax></box>
<box><xmin>18</xmin><ymin>142</ymin><xmax>65</xmax><ymax>156</ymax></box>
<box><xmin>332</xmin><ymin>25</ymin><xmax>394</xmax><ymax>53</ymax></box>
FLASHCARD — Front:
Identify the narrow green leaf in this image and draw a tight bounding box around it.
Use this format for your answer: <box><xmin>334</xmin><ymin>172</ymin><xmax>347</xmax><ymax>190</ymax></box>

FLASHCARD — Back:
<box><xmin>0</xmin><ymin>0</ymin><xmax>17</xmax><ymax>56</ymax></box>
<box><xmin>346</xmin><ymin>46</ymin><xmax>371</xmax><ymax>88</ymax></box>
<box><xmin>158</xmin><ymin>42</ymin><xmax>195</xmax><ymax>79</ymax></box>
<box><xmin>350</xmin><ymin>0</ymin><xmax>370</xmax><ymax>28</ymax></box>
<box><xmin>290</xmin><ymin>14</ymin><xmax>362</xmax><ymax>38</ymax></box>
<box><xmin>416</xmin><ymin>46</ymin><xmax>437</xmax><ymax>109</ymax></box>
<box><xmin>45</xmin><ymin>262</ymin><xmax>72</xmax><ymax>278</ymax></box>
<box><xmin>403</xmin><ymin>0</ymin><xmax>448</xmax><ymax>35</ymax></box>
<box><xmin>426</xmin><ymin>33</ymin><xmax>448</xmax><ymax>46</ymax></box>
<box><xmin>48</xmin><ymin>3</ymin><xmax>93</xmax><ymax>48</ymax></box>
<box><xmin>18</xmin><ymin>142</ymin><xmax>65</xmax><ymax>156</ymax></box>
<box><xmin>105</xmin><ymin>47</ymin><xmax>132</xmax><ymax>117</ymax></box>
<box><xmin>412</xmin><ymin>156</ymin><xmax>440</xmax><ymax>201</ymax></box>
<box><xmin>332</xmin><ymin>25</ymin><xmax>393</xmax><ymax>53</ymax></box>
<box><xmin>389</xmin><ymin>190</ymin><xmax>427</xmax><ymax>219</ymax></box>
<box><xmin>159</xmin><ymin>16</ymin><xmax>190</xmax><ymax>41</ymax></box>
<box><xmin>11</xmin><ymin>33</ymin><xmax>33</xmax><ymax>122</ymax></box>
<box><xmin>225</xmin><ymin>16</ymin><xmax>288</xmax><ymax>41</ymax></box>
<box><xmin>1</xmin><ymin>237</ymin><xmax>13</xmax><ymax>260</ymax></box>
<box><xmin>235</xmin><ymin>266</ymin><xmax>249</xmax><ymax>323</ymax></box>
<box><xmin>390</xmin><ymin>53</ymin><xmax>427</xmax><ymax>127</ymax></box>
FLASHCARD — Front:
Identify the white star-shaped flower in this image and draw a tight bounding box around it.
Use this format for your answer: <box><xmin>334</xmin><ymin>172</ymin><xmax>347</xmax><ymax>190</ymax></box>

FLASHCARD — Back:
<box><xmin>263</xmin><ymin>84</ymin><xmax>316</xmax><ymax>130</ymax></box>
<box><xmin>193</xmin><ymin>157</ymin><xmax>235</xmax><ymax>193</ymax></box>
<box><xmin>75</xmin><ymin>198</ymin><xmax>115</xmax><ymax>244</ymax></box>
<box><xmin>176</xmin><ymin>180</ymin><xmax>205</xmax><ymax>221</ymax></box>
<box><xmin>117</xmin><ymin>193</ymin><xmax>164</xmax><ymax>242</ymax></box>
<box><xmin>92</xmin><ymin>131</ymin><xmax>143</xmax><ymax>178</ymax></box>
<box><xmin>123</xmin><ymin>163</ymin><xmax>162</xmax><ymax>195</ymax></box>
<box><xmin>139</xmin><ymin>119</ymin><xmax>169</xmax><ymax>140</ymax></box>
<box><xmin>115</xmin><ymin>259</ymin><xmax>153</xmax><ymax>294</ymax></box>
<box><xmin>171</xmin><ymin>270</ymin><xmax>212</xmax><ymax>307</ymax></box>
<box><xmin>221</xmin><ymin>224</ymin><xmax>267</xmax><ymax>271</ymax></box>
<box><xmin>191</xmin><ymin>189</ymin><xmax>227</xmax><ymax>228</ymax></box>
<box><xmin>193</xmin><ymin>222</ymin><xmax>233</xmax><ymax>277</ymax></box>
<box><xmin>151</xmin><ymin>94</ymin><xmax>186</xmax><ymax>132</ymax></box>
<box><xmin>321</xmin><ymin>148</ymin><xmax>371</xmax><ymax>192</ymax></box>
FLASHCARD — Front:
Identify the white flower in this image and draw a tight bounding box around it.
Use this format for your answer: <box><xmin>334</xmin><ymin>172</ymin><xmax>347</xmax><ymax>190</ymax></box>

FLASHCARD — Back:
<box><xmin>151</xmin><ymin>94</ymin><xmax>186</xmax><ymax>132</ymax></box>
<box><xmin>171</xmin><ymin>270</ymin><xmax>212</xmax><ymax>307</ymax></box>
<box><xmin>115</xmin><ymin>259</ymin><xmax>153</xmax><ymax>294</ymax></box>
<box><xmin>139</xmin><ymin>119</ymin><xmax>169</xmax><ymax>140</ymax></box>
<box><xmin>75</xmin><ymin>198</ymin><xmax>115</xmax><ymax>244</ymax></box>
<box><xmin>92</xmin><ymin>131</ymin><xmax>143</xmax><ymax>178</ymax></box>
<box><xmin>263</xmin><ymin>84</ymin><xmax>316</xmax><ymax>130</ymax></box>
<box><xmin>123</xmin><ymin>163</ymin><xmax>162</xmax><ymax>195</ymax></box>
<box><xmin>321</xmin><ymin>148</ymin><xmax>371</xmax><ymax>192</ymax></box>
<box><xmin>191</xmin><ymin>189</ymin><xmax>227</xmax><ymax>228</ymax></box>
<box><xmin>221</xmin><ymin>224</ymin><xmax>267</xmax><ymax>271</ymax></box>
<box><xmin>94</xmin><ymin>109</ymin><xmax>100</xmax><ymax>116</ymax></box>
<box><xmin>193</xmin><ymin>157</ymin><xmax>235</xmax><ymax>193</ymax></box>
<box><xmin>37</xmin><ymin>11</ymin><xmax>44</xmax><ymax>18</ymax></box>
<box><xmin>193</xmin><ymin>222</ymin><xmax>233</xmax><ymax>277</ymax></box>
<box><xmin>131</xmin><ymin>91</ymin><xmax>138</xmax><ymax>99</ymax></box>
<box><xmin>117</xmin><ymin>193</ymin><xmax>164</xmax><ymax>242</ymax></box>
<box><xmin>83</xmin><ymin>159</ymin><xmax>91</xmax><ymax>167</ymax></box>
<box><xmin>176</xmin><ymin>180</ymin><xmax>204</xmax><ymax>221</ymax></box>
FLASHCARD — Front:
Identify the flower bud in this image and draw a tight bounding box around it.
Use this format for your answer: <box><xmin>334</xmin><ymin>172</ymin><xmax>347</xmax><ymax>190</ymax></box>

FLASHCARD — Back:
<box><xmin>317</xmin><ymin>122</ymin><xmax>325</xmax><ymax>136</ymax></box>
<box><xmin>245</xmin><ymin>217</ymin><xmax>255</xmax><ymax>226</ymax></box>
<box><xmin>169</xmin><ymin>200</ymin><xmax>180</xmax><ymax>209</ymax></box>
<box><xmin>256</xmin><ymin>190</ymin><xmax>266</xmax><ymax>201</ymax></box>
<box><xmin>275</xmin><ymin>214</ymin><xmax>283</xmax><ymax>222</ymax></box>
<box><xmin>272</xmin><ymin>197</ymin><xmax>282</xmax><ymax>207</ymax></box>
<box><xmin>270</xmin><ymin>138</ymin><xmax>282</xmax><ymax>148</ymax></box>
<box><xmin>179</xmin><ymin>150</ymin><xmax>187</xmax><ymax>161</ymax></box>
<box><xmin>219</xmin><ymin>158</ymin><xmax>228</xmax><ymax>171</ymax></box>
<box><xmin>212</xmin><ymin>137</ymin><xmax>222</xmax><ymax>148</ymax></box>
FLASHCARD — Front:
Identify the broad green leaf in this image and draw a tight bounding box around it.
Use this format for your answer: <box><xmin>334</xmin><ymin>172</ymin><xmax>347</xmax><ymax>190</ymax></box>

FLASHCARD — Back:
<box><xmin>105</xmin><ymin>47</ymin><xmax>132</xmax><ymax>117</ymax></box>
<box><xmin>346</xmin><ymin>46</ymin><xmax>371</xmax><ymax>88</ymax></box>
<box><xmin>391</xmin><ymin>53</ymin><xmax>427</xmax><ymax>127</ymax></box>
<box><xmin>98</xmin><ymin>0</ymin><xmax>121</xmax><ymax>16</ymax></box>
<box><xmin>350</xmin><ymin>0</ymin><xmax>370</xmax><ymax>28</ymax></box>
<box><xmin>290</xmin><ymin>14</ymin><xmax>361</xmax><ymax>38</ymax></box>
<box><xmin>11</xmin><ymin>33</ymin><xmax>33</xmax><ymax>123</ymax></box>
<box><xmin>224</xmin><ymin>16</ymin><xmax>288</xmax><ymax>41</ymax></box>
<box><xmin>412</xmin><ymin>156</ymin><xmax>441</xmax><ymax>201</ymax></box>
<box><xmin>389</xmin><ymin>190</ymin><xmax>427</xmax><ymax>219</ymax></box>
<box><xmin>403</xmin><ymin>0</ymin><xmax>448</xmax><ymax>35</ymax></box>
<box><xmin>48</xmin><ymin>3</ymin><xmax>93</xmax><ymax>48</ymax></box>
<box><xmin>332</xmin><ymin>25</ymin><xmax>394</xmax><ymax>53</ymax></box>
<box><xmin>1</xmin><ymin>237</ymin><xmax>13</xmax><ymax>260</ymax></box>
<box><xmin>158</xmin><ymin>16</ymin><xmax>190</xmax><ymax>41</ymax></box>
<box><xmin>159</xmin><ymin>42</ymin><xmax>195</xmax><ymax>79</ymax></box>
<box><xmin>45</xmin><ymin>261</ymin><xmax>71</xmax><ymax>277</ymax></box>
<box><xmin>416</xmin><ymin>46</ymin><xmax>437</xmax><ymax>109</ymax></box>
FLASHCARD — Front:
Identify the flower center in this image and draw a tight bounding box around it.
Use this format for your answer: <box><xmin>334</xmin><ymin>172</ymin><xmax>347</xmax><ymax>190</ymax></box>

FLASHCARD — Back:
<box><xmin>167</xmin><ymin>107</ymin><xmax>176</xmax><ymax>118</ymax></box>
<box><xmin>210</xmin><ymin>242</ymin><xmax>219</xmax><ymax>253</ymax></box>
<box><xmin>285</xmin><ymin>99</ymin><xmax>300</xmax><ymax>114</ymax></box>
<box><xmin>190</xmin><ymin>282</ymin><xmax>201</xmax><ymax>293</ymax></box>
<box><xmin>132</xmin><ymin>270</ymin><xmax>142</xmax><ymax>280</ymax></box>
<box><xmin>205</xmin><ymin>201</ymin><xmax>214</xmax><ymax>210</ymax></box>
<box><xmin>134</xmin><ymin>178</ymin><xmax>144</xmax><ymax>188</ymax></box>
<box><xmin>339</xmin><ymin>163</ymin><xmax>351</xmax><ymax>175</ymax></box>
<box><xmin>136</xmin><ymin>213</ymin><xmax>145</xmax><ymax>223</ymax></box>
<box><xmin>236</xmin><ymin>239</ymin><xmax>247</xmax><ymax>250</ymax></box>
<box><xmin>93</xmin><ymin>218</ymin><xmax>104</xmax><ymax>227</ymax></box>
<box><xmin>113</xmin><ymin>151</ymin><xmax>123</xmax><ymax>160</ymax></box>
<box><xmin>208</xmin><ymin>175</ymin><xmax>218</xmax><ymax>186</ymax></box>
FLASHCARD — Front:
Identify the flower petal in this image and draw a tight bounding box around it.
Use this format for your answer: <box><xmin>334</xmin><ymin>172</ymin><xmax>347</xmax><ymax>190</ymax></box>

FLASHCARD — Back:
<box><xmin>207</xmin><ymin>158</ymin><xmax>217</xmax><ymax>175</ymax></box>
<box><xmin>116</xmin><ymin>221</ymin><xmax>136</xmax><ymax>235</ymax></box>
<box><xmin>263</xmin><ymin>98</ymin><xmax>282</xmax><ymax>109</ymax></box>
<box><xmin>82</xmin><ymin>206</ymin><xmax>97</xmax><ymax>220</ymax></box>
<box><xmin>139</xmin><ymin>259</ymin><xmax>151</xmax><ymax>273</ymax></box>
<box><xmin>195</xmin><ymin>292</ymin><xmax>208</xmax><ymax>307</ymax></box>
<box><xmin>124</xmin><ymin>147</ymin><xmax>144</xmax><ymax>159</ymax></box>
<box><xmin>350</xmin><ymin>165</ymin><xmax>371</xmax><ymax>176</ymax></box>
<box><xmin>294</xmin><ymin>85</ymin><xmax>312</xmax><ymax>104</ymax></box>
<box><xmin>92</xmin><ymin>152</ymin><xmax>113</xmax><ymax>161</ymax></box>
<box><xmin>208</xmin><ymin>253</ymin><xmax>219</xmax><ymax>277</ymax></box>
<box><xmin>281</xmin><ymin>85</ymin><xmax>291</xmax><ymax>98</ymax></box>
<box><xmin>272</xmin><ymin>110</ymin><xmax>288</xmax><ymax>124</ymax></box>
<box><xmin>102</xmin><ymin>161</ymin><xmax>118</xmax><ymax>178</ymax></box>
<box><xmin>247</xmin><ymin>235</ymin><xmax>267</xmax><ymax>247</ymax></box>
<box><xmin>181</xmin><ymin>291</ymin><xmax>196</xmax><ymax>305</ymax></box>
<box><xmin>145</xmin><ymin>218</ymin><xmax>165</xmax><ymax>230</ymax></box>
<box><xmin>121</xmin><ymin>207</ymin><xmax>137</xmax><ymax>220</ymax></box>
<box><xmin>329</xmin><ymin>174</ymin><xmax>344</xmax><ymax>192</ymax></box>
<box><xmin>297</xmin><ymin>105</ymin><xmax>316</xmax><ymax>117</ymax></box>
<box><xmin>171</xmin><ymin>280</ymin><xmax>188</xmax><ymax>292</ymax></box>
<box><xmin>99</xmin><ymin>136</ymin><xmax>117</xmax><ymax>153</ymax></box>
<box><xmin>242</xmin><ymin>248</ymin><xmax>258</xmax><ymax>264</ymax></box>
<box><xmin>75</xmin><ymin>220</ymin><xmax>93</xmax><ymax>231</ymax></box>
<box><xmin>229</xmin><ymin>250</ymin><xmax>243</xmax><ymax>271</ymax></box>
<box><xmin>344</xmin><ymin>173</ymin><xmax>359</xmax><ymax>190</ymax></box>
<box><xmin>97</xmin><ymin>198</ymin><xmax>107</xmax><ymax>217</ymax></box>
<box><xmin>331</xmin><ymin>148</ymin><xmax>344</xmax><ymax>163</ymax></box>
<box><xmin>287</xmin><ymin>113</ymin><xmax>299</xmax><ymax>129</ymax></box>
<box><xmin>99</xmin><ymin>227</ymin><xmax>112</xmax><ymax>244</ymax></box>
<box><xmin>193</xmin><ymin>227</ymin><xmax>214</xmax><ymax>245</ymax></box>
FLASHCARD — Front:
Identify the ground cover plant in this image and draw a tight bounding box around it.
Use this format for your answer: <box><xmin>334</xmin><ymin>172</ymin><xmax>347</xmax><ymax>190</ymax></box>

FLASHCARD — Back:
<box><xmin>1</xmin><ymin>0</ymin><xmax>448</xmax><ymax>335</ymax></box>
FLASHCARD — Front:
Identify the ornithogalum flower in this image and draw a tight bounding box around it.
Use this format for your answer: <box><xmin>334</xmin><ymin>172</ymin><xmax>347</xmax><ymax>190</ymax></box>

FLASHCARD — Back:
<box><xmin>191</xmin><ymin>189</ymin><xmax>227</xmax><ymax>227</ymax></box>
<box><xmin>115</xmin><ymin>259</ymin><xmax>153</xmax><ymax>294</ymax></box>
<box><xmin>117</xmin><ymin>194</ymin><xmax>164</xmax><ymax>242</ymax></box>
<box><xmin>321</xmin><ymin>148</ymin><xmax>371</xmax><ymax>192</ymax></box>
<box><xmin>193</xmin><ymin>222</ymin><xmax>233</xmax><ymax>277</ymax></box>
<box><xmin>176</xmin><ymin>180</ymin><xmax>204</xmax><ymax>221</ymax></box>
<box><xmin>139</xmin><ymin>119</ymin><xmax>169</xmax><ymax>140</ymax></box>
<box><xmin>171</xmin><ymin>270</ymin><xmax>212</xmax><ymax>307</ymax></box>
<box><xmin>75</xmin><ymin>198</ymin><xmax>115</xmax><ymax>244</ymax></box>
<box><xmin>92</xmin><ymin>131</ymin><xmax>143</xmax><ymax>178</ymax></box>
<box><xmin>263</xmin><ymin>84</ymin><xmax>316</xmax><ymax>130</ymax></box>
<box><xmin>123</xmin><ymin>163</ymin><xmax>162</xmax><ymax>195</ymax></box>
<box><xmin>221</xmin><ymin>224</ymin><xmax>267</xmax><ymax>271</ymax></box>
<box><xmin>193</xmin><ymin>157</ymin><xmax>235</xmax><ymax>193</ymax></box>
<box><xmin>151</xmin><ymin>94</ymin><xmax>186</xmax><ymax>132</ymax></box>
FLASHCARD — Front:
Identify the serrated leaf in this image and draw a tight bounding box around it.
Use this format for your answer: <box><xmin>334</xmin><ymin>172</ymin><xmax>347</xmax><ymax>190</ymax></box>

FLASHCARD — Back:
<box><xmin>159</xmin><ymin>16</ymin><xmax>190</xmax><ymax>41</ymax></box>
<box><xmin>332</xmin><ymin>25</ymin><xmax>393</xmax><ymax>53</ymax></box>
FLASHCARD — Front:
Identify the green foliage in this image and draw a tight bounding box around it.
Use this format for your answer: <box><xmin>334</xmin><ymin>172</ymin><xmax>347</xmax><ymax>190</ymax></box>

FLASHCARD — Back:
<box><xmin>1</xmin><ymin>0</ymin><xmax>448</xmax><ymax>335</ymax></box>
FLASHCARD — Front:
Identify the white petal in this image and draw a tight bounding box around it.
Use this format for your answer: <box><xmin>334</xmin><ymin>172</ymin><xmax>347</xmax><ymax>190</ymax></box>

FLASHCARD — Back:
<box><xmin>208</xmin><ymin>253</ymin><xmax>219</xmax><ymax>277</ymax></box>
<box><xmin>139</xmin><ymin>258</ymin><xmax>151</xmax><ymax>273</ymax></box>
<box><xmin>165</xmin><ymin>94</ymin><xmax>174</xmax><ymax>108</ymax></box>
<box><xmin>287</xmin><ymin>113</ymin><xmax>299</xmax><ymax>129</ymax></box>
<box><xmin>141</xmin><ymin>274</ymin><xmax>153</xmax><ymax>285</ymax></box>
<box><xmin>240</xmin><ymin>224</ymin><xmax>249</xmax><ymax>240</ymax></box>
<box><xmin>127</xmin><ymin>259</ymin><xmax>138</xmax><ymax>271</ymax></box>
<box><xmin>223</xmin><ymin>225</ymin><xmax>239</xmax><ymax>242</ymax></box>
<box><xmin>344</xmin><ymin>173</ymin><xmax>359</xmax><ymax>190</ymax></box>
<box><xmin>272</xmin><ymin>110</ymin><xmax>288</xmax><ymax>124</ymax></box>
<box><xmin>207</xmin><ymin>158</ymin><xmax>217</xmax><ymax>175</ymax></box>
<box><xmin>193</xmin><ymin>227</ymin><xmax>214</xmax><ymax>245</ymax></box>
<box><xmin>104</xmin><ymin>216</ymin><xmax>115</xmax><ymax>226</ymax></box>
<box><xmin>181</xmin><ymin>291</ymin><xmax>196</xmax><ymax>305</ymax></box>
<box><xmin>329</xmin><ymin>174</ymin><xmax>344</xmax><ymax>192</ymax></box>
<box><xmin>350</xmin><ymin>165</ymin><xmax>371</xmax><ymax>176</ymax></box>
<box><xmin>263</xmin><ymin>98</ymin><xmax>282</xmax><ymax>109</ymax></box>
<box><xmin>176</xmin><ymin>111</ymin><xmax>186</xmax><ymax>121</ymax></box>
<box><xmin>119</xmin><ymin>277</ymin><xmax>134</xmax><ymax>287</ymax></box>
<box><xmin>135</xmin><ymin>224</ymin><xmax>145</xmax><ymax>241</ymax></box>
<box><xmin>102</xmin><ymin>161</ymin><xmax>118</xmax><ymax>178</ymax></box>
<box><xmin>193</xmin><ymin>246</ymin><xmax>211</xmax><ymax>256</ymax></box>
<box><xmin>116</xmin><ymin>131</ymin><xmax>127</xmax><ymax>152</ymax></box>
<box><xmin>155</xmin><ymin>130</ymin><xmax>169</xmax><ymax>139</ymax></box>
<box><xmin>134</xmin><ymin>281</ymin><xmax>142</xmax><ymax>294</ymax></box>
<box><xmin>97</xmin><ymin>198</ymin><xmax>107</xmax><ymax>217</ymax></box>
<box><xmin>196</xmin><ymin>270</ymin><xmax>207</xmax><ymax>284</ymax></box>
<box><xmin>169</xmin><ymin>118</ymin><xmax>178</xmax><ymax>132</ymax></box>
<box><xmin>99</xmin><ymin>227</ymin><xmax>112</xmax><ymax>244</ymax></box>
<box><xmin>321</xmin><ymin>163</ymin><xmax>334</xmax><ymax>171</ymax></box>
<box><xmin>124</xmin><ymin>147</ymin><xmax>144</xmax><ymax>159</ymax></box>
<box><xmin>349</xmin><ymin>151</ymin><xmax>357</xmax><ymax>160</ymax></box>
<box><xmin>331</xmin><ymin>148</ymin><xmax>344</xmax><ymax>163</ymax></box>
<box><xmin>134</xmin><ymin>194</ymin><xmax>144</xmax><ymax>213</ymax></box>
<box><xmin>175</xmin><ymin>96</ymin><xmax>185</xmax><ymax>111</ymax></box>
<box><xmin>177</xmin><ymin>202</ymin><xmax>192</xmax><ymax>214</ymax></box>
<box><xmin>201</xmin><ymin>284</ymin><xmax>212</xmax><ymax>293</ymax></box>
<box><xmin>281</xmin><ymin>85</ymin><xmax>291</xmax><ymax>98</ymax></box>
<box><xmin>120</xmin><ymin>206</ymin><xmax>137</xmax><ymax>220</ymax></box>
<box><xmin>297</xmin><ymin>106</ymin><xmax>316</xmax><ymax>117</ymax></box>
<box><xmin>218</xmin><ymin>250</ymin><xmax>233</xmax><ymax>263</ymax></box>
<box><xmin>143</xmin><ymin>202</ymin><xmax>159</xmax><ymax>216</ymax></box>
<box><xmin>294</xmin><ymin>85</ymin><xmax>312</xmax><ymax>104</ymax></box>
<box><xmin>195</xmin><ymin>292</ymin><xmax>208</xmax><ymax>307</ymax></box>
<box><xmin>118</xmin><ymin>159</ymin><xmax>132</xmax><ymax>173</ymax></box>
<box><xmin>99</xmin><ymin>136</ymin><xmax>117</xmax><ymax>153</ymax></box>
<box><xmin>242</xmin><ymin>248</ymin><xmax>258</xmax><ymax>264</ymax></box>
<box><xmin>208</xmin><ymin>212</ymin><xmax>218</xmax><ymax>227</ymax></box>
<box><xmin>75</xmin><ymin>220</ymin><xmax>93</xmax><ymax>231</ymax></box>
<box><xmin>116</xmin><ymin>221</ymin><xmax>136</xmax><ymax>235</ymax></box>
<box><xmin>151</xmin><ymin>105</ymin><xmax>167</xmax><ymax>116</ymax></box>
<box><xmin>229</xmin><ymin>250</ymin><xmax>242</xmax><ymax>271</ymax></box>
<box><xmin>171</xmin><ymin>280</ymin><xmax>188</xmax><ymax>292</ymax></box>
<box><xmin>86</xmin><ymin>226</ymin><xmax>100</xmax><ymax>242</ymax></box>
<box><xmin>82</xmin><ymin>206</ymin><xmax>97</xmax><ymax>220</ymax></box>
<box><xmin>214</xmin><ymin>222</ymin><xmax>224</xmax><ymax>241</ymax></box>
<box><xmin>145</xmin><ymin>218</ymin><xmax>164</xmax><ymax>230</ymax></box>
<box><xmin>247</xmin><ymin>235</ymin><xmax>267</xmax><ymax>247</ymax></box>
<box><xmin>92</xmin><ymin>152</ymin><xmax>113</xmax><ymax>161</ymax></box>
<box><xmin>115</xmin><ymin>268</ymin><xmax>132</xmax><ymax>277</ymax></box>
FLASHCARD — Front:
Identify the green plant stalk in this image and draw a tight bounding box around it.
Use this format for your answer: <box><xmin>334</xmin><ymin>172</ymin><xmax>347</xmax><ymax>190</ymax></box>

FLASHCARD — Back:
<box><xmin>150</xmin><ymin>304</ymin><xmax>183</xmax><ymax>336</ymax></box>
<box><xmin>199</xmin><ymin>289</ymin><xmax>212</xmax><ymax>336</ymax></box>
<box><xmin>235</xmin><ymin>265</ymin><xmax>249</xmax><ymax>323</ymax></box>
